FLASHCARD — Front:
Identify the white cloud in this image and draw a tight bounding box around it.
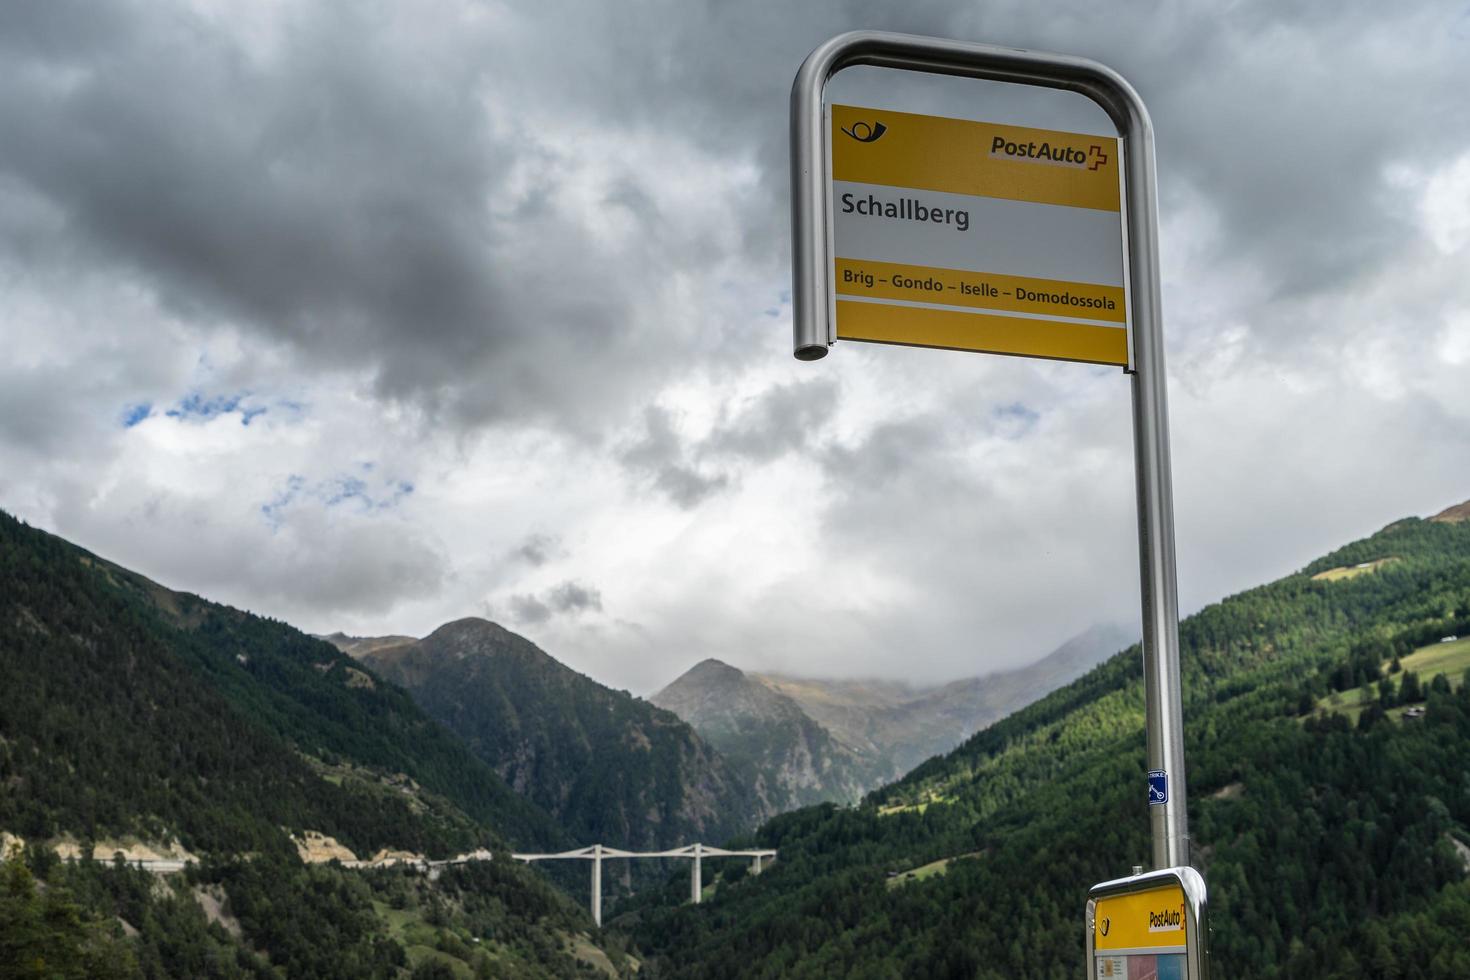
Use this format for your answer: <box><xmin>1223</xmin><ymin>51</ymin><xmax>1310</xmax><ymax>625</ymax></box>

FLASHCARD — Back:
<box><xmin>2</xmin><ymin>0</ymin><xmax>1469</xmax><ymax>697</ymax></box>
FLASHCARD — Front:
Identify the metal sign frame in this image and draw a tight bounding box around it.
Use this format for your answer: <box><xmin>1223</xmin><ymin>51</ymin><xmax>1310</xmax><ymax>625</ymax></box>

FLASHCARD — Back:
<box><xmin>1086</xmin><ymin>866</ymin><xmax>1209</xmax><ymax>979</ymax></box>
<box><xmin>790</xmin><ymin>30</ymin><xmax>1189</xmax><ymax>870</ymax></box>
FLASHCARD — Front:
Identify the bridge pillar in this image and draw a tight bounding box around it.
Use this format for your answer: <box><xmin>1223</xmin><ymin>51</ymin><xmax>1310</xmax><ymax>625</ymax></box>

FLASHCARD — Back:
<box><xmin>751</xmin><ymin>854</ymin><xmax>762</xmax><ymax>875</ymax></box>
<box><xmin>690</xmin><ymin>842</ymin><xmax>703</xmax><ymax>904</ymax></box>
<box><xmin>591</xmin><ymin>844</ymin><xmax>603</xmax><ymax>927</ymax></box>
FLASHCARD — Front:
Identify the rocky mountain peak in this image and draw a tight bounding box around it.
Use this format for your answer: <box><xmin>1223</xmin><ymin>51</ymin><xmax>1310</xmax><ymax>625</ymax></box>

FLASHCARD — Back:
<box><xmin>678</xmin><ymin>658</ymin><xmax>747</xmax><ymax>684</ymax></box>
<box><xmin>419</xmin><ymin>617</ymin><xmax>553</xmax><ymax>666</ymax></box>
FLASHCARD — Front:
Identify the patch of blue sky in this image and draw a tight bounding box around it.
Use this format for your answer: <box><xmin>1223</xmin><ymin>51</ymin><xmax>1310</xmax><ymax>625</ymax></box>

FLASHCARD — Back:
<box><xmin>260</xmin><ymin>474</ymin><xmax>307</xmax><ymax>528</ymax></box>
<box><xmin>323</xmin><ymin>476</ymin><xmax>369</xmax><ymax>508</ymax></box>
<box><xmin>162</xmin><ymin>390</ymin><xmax>290</xmax><ymax>427</ymax></box>
<box><xmin>121</xmin><ymin>403</ymin><xmax>152</xmax><ymax>427</ymax></box>
<box><xmin>993</xmin><ymin>402</ymin><xmax>1040</xmax><ymax>424</ymax></box>
<box><xmin>166</xmin><ymin>391</ymin><xmax>245</xmax><ymax>422</ymax></box>
<box><xmin>261</xmin><ymin>471</ymin><xmax>414</xmax><ymax>527</ymax></box>
<box><xmin>992</xmin><ymin>402</ymin><xmax>1040</xmax><ymax>437</ymax></box>
<box><xmin>322</xmin><ymin>475</ymin><xmax>414</xmax><ymax>512</ymax></box>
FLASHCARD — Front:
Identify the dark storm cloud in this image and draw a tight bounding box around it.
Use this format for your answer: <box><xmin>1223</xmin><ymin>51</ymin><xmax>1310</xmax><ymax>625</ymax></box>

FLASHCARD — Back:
<box><xmin>0</xmin><ymin>369</ymin><xmax>92</xmax><ymax>454</ymax></box>
<box><xmin>2</xmin><ymin>0</ymin><xmax>1464</xmax><ymax>446</ymax></box>
<box><xmin>704</xmin><ymin>379</ymin><xmax>839</xmax><ymax>464</ymax></box>
<box><xmin>508</xmin><ymin>0</ymin><xmax>1470</xmax><ymax>336</ymax></box>
<box><xmin>508</xmin><ymin>593</ymin><xmax>552</xmax><ymax>625</ymax></box>
<box><xmin>616</xmin><ymin>380</ymin><xmax>838</xmax><ymax>507</ymax></box>
<box><xmin>546</xmin><ymin>580</ymin><xmax>603</xmax><ymax>614</ymax></box>
<box><xmin>509</xmin><ymin>579</ymin><xmax>603</xmax><ymax>625</ymax></box>
<box><xmin>2</xmin><ymin>0</ymin><xmax>1467</xmax><ymax>684</ymax></box>
<box><xmin>653</xmin><ymin>465</ymin><xmax>730</xmax><ymax>510</ymax></box>
<box><xmin>818</xmin><ymin>414</ymin><xmax>958</xmax><ymax>491</ymax></box>
<box><xmin>0</xmin><ymin>0</ymin><xmax>664</xmax><ymax>433</ymax></box>
<box><xmin>511</xmin><ymin>533</ymin><xmax>561</xmax><ymax>567</ymax></box>
<box><xmin>619</xmin><ymin>405</ymin><xmax>729</xmax><ymax>508</ymax></box>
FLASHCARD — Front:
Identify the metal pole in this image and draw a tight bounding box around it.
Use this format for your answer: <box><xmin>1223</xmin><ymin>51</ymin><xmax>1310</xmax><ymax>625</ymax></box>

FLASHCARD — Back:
<box><xmin>1124</xmin><ymin>140</ymin><xmax>1190</xmax><ymax>871</ymax></box>
<box><xmin>591</xmin><ymin>844</ymin><xmax>603</xmax><ymax>927</ymax></box>
<box><xmin>790</xmin><ymin>31</ymin><xmax>1188</xmax><ymax>869</ymax></box>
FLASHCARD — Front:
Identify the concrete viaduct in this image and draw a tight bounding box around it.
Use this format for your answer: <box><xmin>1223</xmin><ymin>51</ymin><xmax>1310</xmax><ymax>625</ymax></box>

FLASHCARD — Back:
<box><xmin>75</xmin><ymin>842</ymin><xmax>777</xmax><ymax>929</ymax></box>
<box><xmin>512</xmin><ymin>843</ymin><xmax>778</xmax><ymax>926</ymax></box>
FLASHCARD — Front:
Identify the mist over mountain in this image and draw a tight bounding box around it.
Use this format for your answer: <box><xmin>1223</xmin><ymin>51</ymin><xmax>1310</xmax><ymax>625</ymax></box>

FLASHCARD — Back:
<box><xmin>626</xmin><ymin>502</ymin><xmax>1470</xmax><ymax>977</ymax></box>
<box><xmin>649</xmin><ymin>659</ymin><xmax>871</xmax><ymax>808</ymax></box>
<box><xmin>652</xmin><ymin>622</ymin><xmax>1132</xmax><ymax>802</ymax></box>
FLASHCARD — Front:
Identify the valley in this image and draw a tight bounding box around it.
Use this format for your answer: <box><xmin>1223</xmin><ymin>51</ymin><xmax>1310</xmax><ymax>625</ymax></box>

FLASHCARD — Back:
<box><xmin>3</xmin><ymin>500</ymin><xmax>1470</xmax><ymax>977</ymax></box>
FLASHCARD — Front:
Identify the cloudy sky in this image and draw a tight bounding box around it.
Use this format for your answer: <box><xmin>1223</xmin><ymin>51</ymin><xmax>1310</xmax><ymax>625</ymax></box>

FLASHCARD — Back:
<box><xmin>3</xmin><ymin>0</ymin><xmax>1468</xmax><ymax>694</ymax></box>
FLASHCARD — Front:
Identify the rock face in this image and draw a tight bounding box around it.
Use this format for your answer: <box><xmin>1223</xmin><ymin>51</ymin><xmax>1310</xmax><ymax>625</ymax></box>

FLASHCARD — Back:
<box><xmin>654</xmin><ymin>623</ymin><xmax>1133</xmax><ymax>800</ymax></box>
<box><xmin>337</xmin><ymin>619</ymin><xmax>766</xmax><ymax>853</ymax></box>
<box><xmin>292</xmin><ymin>830</ymin><xmax>357</xmax><ymax>864</ymax></box>
<box><xmin>650</xmin><ymin>659</ymin><xmax>870</xmax><ymax>808</ymax></box>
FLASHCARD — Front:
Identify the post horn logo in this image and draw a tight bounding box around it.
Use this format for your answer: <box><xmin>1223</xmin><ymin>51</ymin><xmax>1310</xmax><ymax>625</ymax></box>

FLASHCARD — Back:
<box><xmin>841</xmin><ymin>121</ymin><xmax>887</xmax><ymax>143</ymax></box>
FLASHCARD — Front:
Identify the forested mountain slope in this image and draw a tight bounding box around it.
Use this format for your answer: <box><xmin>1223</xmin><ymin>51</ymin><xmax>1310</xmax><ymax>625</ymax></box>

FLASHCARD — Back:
<box><xmin>623</xmin><ymin>508</ymin><xmax>1470</xmax><ymax>979</ymax></box>
<box><xmin>0</xmin><ymin>509</ymin><xmax>561</xmax><ymax>858</ymax></box>
<box><xmin>339</xmin><ymin>619</ymin><xmax>767</xmax><ymax>853</ymax></box>
<box><xmin>0</xmin><ymin>509</ymin><xmax>638</xmax><ymax>977</ymax></box>
<box><xmin>1</xmin><ymin>845</ymin><xmax>637</xmax><ymax>979</ymax></box>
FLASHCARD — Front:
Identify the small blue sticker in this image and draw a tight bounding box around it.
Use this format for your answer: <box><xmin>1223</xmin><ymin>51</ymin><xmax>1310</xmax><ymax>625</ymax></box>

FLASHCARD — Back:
<box><xmin>1148</xmin><ymin>770</ymin><xmax>1168</xmax><ymax>805</ymax></box>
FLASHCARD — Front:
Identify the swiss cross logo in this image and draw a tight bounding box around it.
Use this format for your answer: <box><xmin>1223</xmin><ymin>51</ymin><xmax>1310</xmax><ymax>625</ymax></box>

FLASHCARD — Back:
<box><xmin>1087</xmin><ymin>144</ymin><xmax>1108</xmax><ymax>170</ymax></box>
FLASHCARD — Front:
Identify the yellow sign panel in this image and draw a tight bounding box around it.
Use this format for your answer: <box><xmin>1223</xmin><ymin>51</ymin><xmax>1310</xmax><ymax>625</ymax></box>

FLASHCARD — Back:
<box><xmin>830</xmin><ymin>103</ymin><xmax>1128</xmax><ymax>366</ymax></box>
<box><xmin>832</xmin><ymin>104</ymin><xmax>1121</xmax><ymax>211</ymax></box>
<box><xmin>834</xmin><ymin>259</ymin><xmax>1125</xmax><ymax>322</ymax></box>
<box><xmin>1093</xmin><ymin>883</ymin><xmax>1188</xmax><ymax>953</ymax></box>
<box><xmin>836</xmin><ymin>301</ymin><xmax>1127</xmax><ymax>366</ymax></box>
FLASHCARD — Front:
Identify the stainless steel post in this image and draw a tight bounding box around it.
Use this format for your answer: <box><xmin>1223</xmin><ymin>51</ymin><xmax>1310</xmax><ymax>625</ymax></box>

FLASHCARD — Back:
<box><xmin>591</xmin><ymin>843</ymin><xmax>603</xmax><ymax>927</ymax></box>
<box><xmin>790</xmin><ymin>31</ymin><xmax>1188</xmax><ymax>869</ymax></box>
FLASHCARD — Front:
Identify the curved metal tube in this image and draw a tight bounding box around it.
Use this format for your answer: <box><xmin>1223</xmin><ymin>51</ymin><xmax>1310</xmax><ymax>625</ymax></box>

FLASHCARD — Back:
<box><xmin>789</xmin><ymin>31</ymin><xmax>1187</xmax><ymax>871</ymax></box>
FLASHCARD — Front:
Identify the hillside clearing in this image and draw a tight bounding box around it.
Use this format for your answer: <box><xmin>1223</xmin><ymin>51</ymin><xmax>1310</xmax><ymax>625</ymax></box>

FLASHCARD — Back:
<box><xmin>877</xmin><ymin>792</ymin><xmax>955</xmax><ymax>817</ymax></box>
<box><xmin>1306</xmin><ymin>636</ymin><xmax>1470</xmax><ymax>724</ymax></box>
<box><xmin>1311</xmin><ymin>557</ymin><xmax>1400</xmax><ymax>581</ymax></box>
<box><xmin>886</xmin><ymin>852</ymin><xmax>982</xmax><ymax>888</ymax></box>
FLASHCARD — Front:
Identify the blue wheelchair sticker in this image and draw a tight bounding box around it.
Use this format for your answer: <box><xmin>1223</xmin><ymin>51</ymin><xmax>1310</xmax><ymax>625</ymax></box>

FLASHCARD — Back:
<box><xmin>1147</xmin><ymin>770</ymin><xmax>1168</xmax><ymax>805</ymax></box>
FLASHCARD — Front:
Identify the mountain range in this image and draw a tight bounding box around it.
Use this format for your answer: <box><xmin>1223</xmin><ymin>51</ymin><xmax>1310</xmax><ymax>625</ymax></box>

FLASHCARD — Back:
<box><xmin>0</xmin><ymin>508</ymin><xmax>629</xmax><ymax>977</ymax></box>
<box><xmin>648</xmin><ymin>658</ymin><xmax>872</xmax><ymax>809</ymax></box>
<box><xmin>626</xmin><ymin>502</ymin><xmax>1470</xmax><ymax>978</ymax></box>
<box><xmin>650</xmin><ymin>622</ymin><xmax>1131</xmax><ymax>801</ymax></box>
<box><xmin>325</xmin><ymin>619</ymin><xmax>768</xmax><ymax>859</ymax></box>
<box><xmin>6</xmin><ymin>497</ymin><xmax>1470</xmax><ymax>977</ymax></box>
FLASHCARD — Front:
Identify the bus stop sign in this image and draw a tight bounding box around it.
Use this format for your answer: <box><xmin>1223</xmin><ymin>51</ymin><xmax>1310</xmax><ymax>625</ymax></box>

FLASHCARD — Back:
<box><xmin>1087</xmin><ymin>866</ymin><xmax>1209</xmax><ymax>979</ymax></box>
<box><xmin>830</xmin><ymin>103</ymin><xmax>1129</xmax><ymax>366</ymax></box>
